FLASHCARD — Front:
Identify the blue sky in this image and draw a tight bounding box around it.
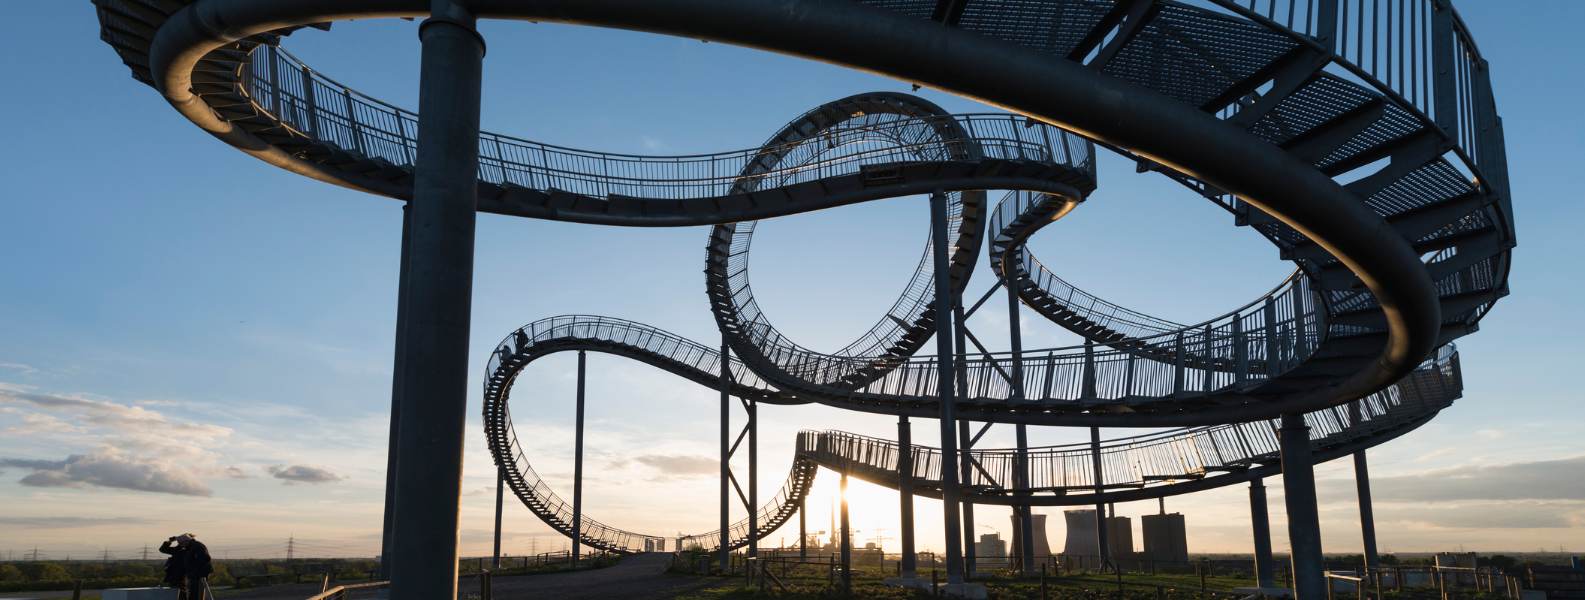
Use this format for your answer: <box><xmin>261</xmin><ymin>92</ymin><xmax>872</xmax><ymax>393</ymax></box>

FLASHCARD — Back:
<box><xmin>0</xmin><ymin>1</ymin><xmax>1580</xmax><ymax>560</ymax></box>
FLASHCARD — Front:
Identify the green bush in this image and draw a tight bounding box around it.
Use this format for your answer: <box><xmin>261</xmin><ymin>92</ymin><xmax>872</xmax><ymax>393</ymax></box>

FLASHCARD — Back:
<box><xmin>22</xmin><ymin>563</ymin><xmax>71</xmax><ymax>582</ymax></box>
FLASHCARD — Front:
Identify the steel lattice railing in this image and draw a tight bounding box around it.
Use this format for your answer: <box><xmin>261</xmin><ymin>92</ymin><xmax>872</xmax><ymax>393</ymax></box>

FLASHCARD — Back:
<box><xmin>1205</xmin><ymin>0</ymin><xmax>1503</xmax><ymax>188</ymax></box>
<box><xmin>240</xmin><ymin>44</ymin><xmax>1092</xmax><ymax>201</ymax></box>
<box><xmin>799</xmin><ymin>344</ymin><xmax>1458</xmax><ymax>492</ymax></box>
<box><xmin>724</xmin><ymin>266</ymin><xmax>1324</xmax><ymax>404</ymax></box>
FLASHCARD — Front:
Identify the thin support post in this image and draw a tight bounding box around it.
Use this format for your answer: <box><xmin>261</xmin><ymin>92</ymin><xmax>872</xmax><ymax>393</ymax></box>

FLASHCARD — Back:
<box><xmin>931</xmin><ymin>190</ymin><xmax>966</xmax><ymax>585</ymax></box>
<box><xmin>1316</xmin><ymin>0</ymin><xmax>1339</xmax><ymax>51</ymax></box>
<box><xmin>1250</xmin><ymin>478</ymin><xmax>1277</xmax><ymax>589</ymax></box>
<box><xmin>840</xmin><ymin>472</ymin><xmax>852</xmax><ymax>593</ymax></box>
<box><xmin>572</xmin><ymin>350</ymin><xmax>587</xmax><ymax>567</ymax></box>
<box><xmin>1082</xmin><ymin>340</ymin><xmax>1097</xmax><ymax>399</ymax></box>
<box><xmin>1016</xmin><ymin>422</ymin><xmax>1034</xmax><ymax>574</ymax></box>
<box><xmin>1173</xmin><ymin>333</ymin><xmax>1186</xmax><ymax>398</ymax></box>
<box><xmin>960</xmin><ymin>420</ymin><xmax>977</xmax><ymax>578</ymax></box>
<box><xmin>1281</xmin><ymin>413</ymin><xmax>1326</xmax><ymax>600</ymax></box>
<box><xmin>1008</xmin><ymin>266</ymin><xmax>1036</xmax><ymax>575</ymax></box>
<box><xmin>388</xmin><ymin>3</ymin><xmax>483</xmax><ymax>598</ymax></box>
<box><xmin>1431</xmin><ymin>0</ymin><xmax>1457</xmax><ymax>135</ymax></box>
<box><xmin>1264</xmin><ymin>297</ymin><xmax>1279</xmax><ymax>376</ymax></box>
<box><xmin>748</xmin><ymin>398</ymin><xmax>759</xmax><ymax>559</ymax></box>
<box><xmin>380</xmin><ymin>203</ymin><xmax>412</xmax><ymax>582</ymax></box>
<box><xmin>492</xmin><ymin>466</ymin><xmax>503</xmax><ymax>570</ymax></box>
<box><xmin>1234</xmin><ymin>317</ymin><xmax>1247</xmax><ymax>387</ymax></box>
<box><xmin>1091</xmin><ymin>426</ymin><xmax>1111</xmax><ymax>572</ymax></box>
<box><xmin>1355</xmin><ymin>451</ymin><xmax>1379</xmax><ymax>567</ymax></box>
<box><xmin>719</xmin><ymin>336</ymin><xmax>731</xmax><ymax>572</ymax></box>
<box><xmin>799</xmin><ymin>494</ymin><xmax>808</xmax><ymax>560</ymax></box>
<box><xmin>899</xmin><ymin>416</ymin><xmax>917</xmax><ymax>578</ymax></box>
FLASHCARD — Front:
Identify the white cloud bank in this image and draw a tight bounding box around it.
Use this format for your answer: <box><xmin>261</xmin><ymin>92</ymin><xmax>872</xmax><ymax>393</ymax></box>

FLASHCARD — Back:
<box><xmin>0</xmin><ymin>453</ymin><xmax>213</xmax><ymax>496</ymax></box>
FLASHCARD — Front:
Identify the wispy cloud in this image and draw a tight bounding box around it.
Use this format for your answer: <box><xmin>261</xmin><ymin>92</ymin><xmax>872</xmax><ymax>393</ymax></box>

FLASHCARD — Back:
<box><xmin>1320</xmin><ymin>455</ymin><xmax>1585</xmax><ymax>503</ymax></box>
<box><xmin>1372</xmin><ymin>503</ymin><xmax>1581</xmax><ymax>529</ymax></box>
<box><xmin>267</xmin><ymin>464</ymin><xmax>343</xmax><ymax>485</ymax></box>
<box><xmin>1415</xmin><ymin>447</ymin><xmax>1459</xmax><ymax>462</ymax></box>
<box><xmin>0</xmin><ymin>364</ymin><xmax>39</xmax><ymax>375</ymax></box>
<box><xmin>606</xmin><ymin>454</ymin><xmax>717</xmax><ymax>478</ymax></box>
<box><xmin>1475</xmin><ymin>430</ymin><xmax>1506</xmax><ymax>440</ymax></box>
<box><xmin>0</xmin><ymin>516</ymin><xmax>162</xmax><ymax>528</ymax></box>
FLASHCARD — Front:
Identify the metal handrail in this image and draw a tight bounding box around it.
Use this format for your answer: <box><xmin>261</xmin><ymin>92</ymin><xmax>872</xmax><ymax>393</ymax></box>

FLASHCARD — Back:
<box><xmin>989</xmin><ymin>186</ymin><xmax>1314</xmax><ymax>348</ymax></box>
<box><xmin>798</xmin><ymin>344</ymin><xmax>1457</xmax><ymax>491</ymax></box>
<box><xmin>1200</xmin><ymin>0</ymin><xmax>1500</xmax><ymax>198</ymax></box>
<box><xmin>243</xmin><ymin>46</ymin><xmax>1091</xmax><ymax>201</ymax></box>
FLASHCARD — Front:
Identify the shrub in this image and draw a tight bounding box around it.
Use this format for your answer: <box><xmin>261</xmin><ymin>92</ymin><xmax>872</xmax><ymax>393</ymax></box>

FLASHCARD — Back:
<box><xmin>22</xmin><ymin>563</ymin><xmax>70</xmax><ymax>582</ymax></box>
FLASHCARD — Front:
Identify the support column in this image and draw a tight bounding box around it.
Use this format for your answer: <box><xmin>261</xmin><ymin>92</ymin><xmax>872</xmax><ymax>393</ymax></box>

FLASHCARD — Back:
<box><xmin>1351</xmin><ymin>403</ymin><xmax>1379</xmax><ymax>568</ymax></box>
<box><xmin>840</xmin><ymin>472</ymin><xmax>852</xmax><ymax>592</ymax></box>
<box><xmin>380</xmin><ymin>203</ymin><xmax>411</xmax><ymax>583</ymax></box>
<box><xmin>960</xmin><ymin>420</ymin><xmax>977</xmax><ymax>576</ymax></box>
<box><xmin>1090</xmin><ymin>426</ymin><xmax>1111</xmax><ymax>572</ymax></box>
<box><xmin>719</xmin><ymin>337</ymin><xmax>731</xmax><ymax>571</ymax></box>
<box><xmin>1007</xmin><ymin>274</ymin><xmax>1035</xmax><ymax>574</ymax></box>
<box><xmin>388</xmin><ymin>2</ymin><xmax>483</xmax><ymax>597</ymax></box>
<box><xmin>953</xmin><ymin>267</ymin><xmax>976</xmax><ymax>579</ymax></box>
<box><xmin>799</xmin><ymin>494</ymin><xmax>808</xmax><ymax>560</ymax></box>
<box><xmin>572</xmin><ymin>350</ymin><xmax>587</xmax><ymax>567</ymax></box>
<box><xmin>1355</xmin><ymin>453</ymin><xmax>1379</xmax><ymax>567</ymax></box>
<box><xmin>748</xmin><ymin>398</ymin><xmax>758</xmax><ymax>559</ymax></box>
<box><xmin>930</xmin><ymin>190</ymin><xmax>966</xmax><ymax>585</ymax></box>
<box><xmin>492</xmin><ymin>466</ymin><xmax>503</xmax><ymax>570</ymax></box>
<box><xmin>1280</xmin><ymin>413</ymin><xmax>1326</xmax><ymax>600</ymax></box>
<box><xmin>898</xmin><ymin>416</ymin><xmax>917</xmax><ymax>578</ymax></box>
<box><xmin>1250</xmin><ymin>478</ymin><xmax>1276</xmax><ymax>589</ymax></box>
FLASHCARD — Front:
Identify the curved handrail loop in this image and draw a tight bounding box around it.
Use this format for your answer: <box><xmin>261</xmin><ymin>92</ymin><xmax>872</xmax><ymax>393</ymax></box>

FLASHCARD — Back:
<box><xmin>705</xmin><ymin>93</ymin><xmax>1096</xmax><ymax>398</ymax></box>
<box><xmin>481</xmin><ymin>316</ymin><xmax>816</xmax><ymax>554</ymax></box>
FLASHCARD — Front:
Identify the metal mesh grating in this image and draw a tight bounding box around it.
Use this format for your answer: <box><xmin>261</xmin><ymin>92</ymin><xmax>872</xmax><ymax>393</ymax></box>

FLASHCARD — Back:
<box><xmin>1317</xmin><ymin>102</ymin><xmax>1422</xmax><ymax>170</ymax></box>
<box><xmin>958</xmin><ymin>0</ymin><xmax>1116</xmax><ymax>58</ymax></box>
<box><xmin>1250</xmin><ymin>75</ymin><xmax>1377</xmax><ymax>147</ymax></box>
<box><xmin>1366</xmin><ymin>159</ymin><xmax>1476</xmax><ymax>218</ymax></box>
<box><xmin>1102</xmin><ymin>5</ymin><xmax>1298</xmax><ymax>107</ymax></box>
<box><xmin>1254</xmin><ymin>220</ymin><xmax>1311</xmax><ymax>247</ymax></box>
<box><xmin>852</xmin><ymin>0</ymin><xmax>939</xmax><ymax>19</ymax></box>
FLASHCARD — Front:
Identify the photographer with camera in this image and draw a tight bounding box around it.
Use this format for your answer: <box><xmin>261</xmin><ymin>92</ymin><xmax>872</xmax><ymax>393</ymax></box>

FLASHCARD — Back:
<box><xmin>158</xmin><ymin>533</ymin><xmax>214</xmax><ymax>600</ymax></box>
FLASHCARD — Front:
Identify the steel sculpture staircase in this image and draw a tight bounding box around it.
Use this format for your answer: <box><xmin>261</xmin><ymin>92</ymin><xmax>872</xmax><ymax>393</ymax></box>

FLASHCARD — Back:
<box><xmin>97</xmin><ymin>0</ymin><xmax>1514</xmax><ymax>559</ymax></box>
